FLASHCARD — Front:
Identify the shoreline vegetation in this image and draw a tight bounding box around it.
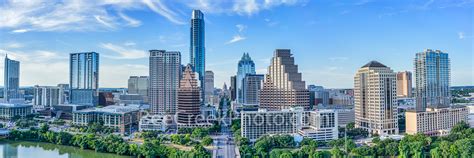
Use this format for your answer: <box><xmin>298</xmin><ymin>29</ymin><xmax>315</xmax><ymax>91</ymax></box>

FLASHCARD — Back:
<box><xmin>5</xmin><ymin>124</ymin><xmax>211</xmax><ymax>158</ymax></box>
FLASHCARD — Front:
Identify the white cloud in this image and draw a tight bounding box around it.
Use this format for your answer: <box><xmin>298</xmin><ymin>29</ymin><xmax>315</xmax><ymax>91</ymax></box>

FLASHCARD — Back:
<box><xmin>187</xmin><ymin>0</ymin><xmax>305</xmax><ymax>15</ymax></box>
<box><xmin>11</xmin><ymin>29</ymin><xmax>30</xmax><ymax>33</ymax></box>
<box><xmin>0</xmin><ymin>48</ymin><xmax>149</xmax><ymax>87</ymax></box>
<box><xmin>0</xmin><ymin>0</ymin><xmax>304</xmax><ymax>32</ymax></box>
<box><xmin>124</xmin><ymin>41</ymin><xmax>137</xmax><ymax>46</ymax></box>
<box><xmin>226</xmin><ymin>35</ymin><xmax>246</xmax><ymax>44</ymax></box>
<box><xmin>100</xmin><ymin>43</ymin><xmax>147</xmax><ymax>59</ymax></box>
<box><xmin>236</xmin><ymin>24</ymin><xmax>247</xmax><ymax>32</ymax></box>
<box><xmin>94</xmin><ymin>15</ymin><xmax>117</xmax><ymax>29</ymax></box>
<box><xmin>119</xmin><ymin>12</ymin><xmax>142</xmax><ymax>27</ymax></box>
<box><xmin>4</xmin><ymin>42</ymin><xmax>24</xmax><ymax>49</ymax></box>
<box><xmin>0</xmin><ymin>49</ymin><xmax>69</xmax><ymax>86</ymax></box>
<box><xmin>101</xmin><ymin>64</ymin><xmax>148</xmax><ymax>87</ymax></box>
<box><xmin>142</xmin><ymin>0</ymin><xmax>185</xmax><ymax>25</ymax></box>
<box><xmin>233</xmin><ymin>0</ymin><xmax>260</xmax><ymax>15</ymax></box>
<box><xmin>0</xmin><ymin>0</ymin><xmax>184</xmax><ymax>32</ymax></box>
<box><xmin>458</xmin><ymin>32</ymin><xmax>465</xmax><ymax>39</ymax></box>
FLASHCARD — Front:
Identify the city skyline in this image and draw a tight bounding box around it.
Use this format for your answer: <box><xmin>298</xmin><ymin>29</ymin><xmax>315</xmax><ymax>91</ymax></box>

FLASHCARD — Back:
<box><xmin>0</xmin><ymin>0</ymin><xmax>472</xmax><ymax>88</ymax></box>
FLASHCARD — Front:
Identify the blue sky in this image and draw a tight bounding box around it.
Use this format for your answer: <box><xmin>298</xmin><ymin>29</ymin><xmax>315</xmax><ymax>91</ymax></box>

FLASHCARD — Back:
<box><xmin>0</xmin><ymin>0</ymin><xmax>472</xmax><ymax>88</ymax></box>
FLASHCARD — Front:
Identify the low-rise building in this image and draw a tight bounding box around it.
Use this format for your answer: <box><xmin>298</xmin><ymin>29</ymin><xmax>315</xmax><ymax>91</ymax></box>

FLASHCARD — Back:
<box><xmin>52</xmin><ymin>104</ymin><xmax>89</xmax><ymax>120</ymax></box>
<box><xmin>405</xmin><ymin>106</ymin><xmax>468</xmax><ymax>136</ymax></box>
<box><xmin>72</xmin><ymin>105</ymin><xmax>140</xmax><ymax>134</ymax></box>
<box><xmin>139</xmin><ymin>115</ymin><xmax>165</xmax><ymax>131</ymax></box>
<box><xmin>241</xmin><ymin>107</ymin><xmax>305</xmax><ymax>141</ymax></box>
<box><xmin>0</xmin><ymin>103</ymin><xmax>32</xmax><ymax>120</ymax></box>
<box><xmin>298</xmin><ymin>110</ymin><xmax>339</xmax><ymax>142</ymax></box>
<box><xmin>241</xmin><ymin>107</ymin><xmax>339</xmax><ymax>142</ymax></box>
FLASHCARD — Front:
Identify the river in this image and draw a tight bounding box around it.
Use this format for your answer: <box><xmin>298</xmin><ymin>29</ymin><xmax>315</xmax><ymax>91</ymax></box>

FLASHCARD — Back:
<box><xmin>0</xmin><ymin>141</ymin><xmax>132</xmax><ymax>158</ymax></box>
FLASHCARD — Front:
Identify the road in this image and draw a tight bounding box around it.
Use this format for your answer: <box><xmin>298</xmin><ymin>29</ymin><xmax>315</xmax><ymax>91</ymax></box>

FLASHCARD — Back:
<box><xmin>212</xmin><ymin>98</ymin><xmax>236</xmax><ymax>158</ymax></box>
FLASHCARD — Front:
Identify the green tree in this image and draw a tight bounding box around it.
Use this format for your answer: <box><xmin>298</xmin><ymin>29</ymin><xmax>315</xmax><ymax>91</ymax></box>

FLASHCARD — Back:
<box><xmin>452</xmin><ymin>121</ymin><xmax>470</xmax><ymax>133</ymax></box>
<box><xmin>430</xmin><ymin>147</ymin><xmax>441</xmax><ymax>158</ymax></box>
<box><xmin>410</xmin><ymin>141</ymin><xmax>424</xmax><ymax>158</ymax></box>
<box><xmin>346</xmin><ymin>122</ymin><xmax>355</xmax><ymax>130</ymax></box>
<box><xmin>280</xmin><ymin>152</ymin><xmax>293</xmax><ymax>158</ymax></box>
<box><xmin>449</xmin><ymin>144</ymin><xmax>460</xmax><ymax>158</ymax></box>
<box><xmin>455</xmin><ymin>138</ymin><xmax>473</xmax><ymax>158</ymax></box>
<box><xmin>300</xmin><ymin>138</ymin><xmax>318</xmax><ymax>147</ymax></box>
<box><xmin>330</xmin><ymin>147</ymin><xmax>343</xmax><ymax>158</ymax></box>
<box><xmin>39</xmin><ymin>123</ymin><xmax>49</xmax><ymax>133</ymax></box>
<box><xmin>201</xmin><ymin>136</ymin><xmax>213</xmax><ymax>146</ymax></box>
<box><xmin>439</xmin><ymin>141</ymin><xmax>451</xmax><ymax>158</ymax></box>
<box><xmin>386</xmin><ymin>142</ymin><xmax>399</xmax><ymax>156</ymax></box>
<box><xmin>129</xmin><ymin>144</ymin><xmax>140</xmax><ymax>156</ymax></box>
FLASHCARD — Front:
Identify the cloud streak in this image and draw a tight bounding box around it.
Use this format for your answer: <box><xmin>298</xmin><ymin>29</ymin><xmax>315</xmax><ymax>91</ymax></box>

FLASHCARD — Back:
<box><xmin>226</xmin><ymin>35</ymin><xmax>246</xmax><ymax>44</ymax></box>
<box><xmin>100</xmin><ymin>43</ymin><xmax>148</xmax><ymax>59</ymax></box>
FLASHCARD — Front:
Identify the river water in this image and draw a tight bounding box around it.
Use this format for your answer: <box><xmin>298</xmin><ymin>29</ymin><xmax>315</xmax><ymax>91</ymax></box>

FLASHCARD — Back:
<box><xmin>0</xmin><ymin>141</ymin><xmax>132</xmax><ymax>158</ymax></box>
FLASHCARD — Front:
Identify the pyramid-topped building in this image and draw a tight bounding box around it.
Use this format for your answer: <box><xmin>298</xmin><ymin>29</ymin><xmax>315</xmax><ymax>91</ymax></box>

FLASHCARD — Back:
<box><xmin>259</xmin><ymin>49</ymin><xmax>310</xmax><ymax>110</ymax></box>
<box><xmin>177</xmin><ymin>65</ymin><xmax>201</xmax><ymax>125</ymax></box>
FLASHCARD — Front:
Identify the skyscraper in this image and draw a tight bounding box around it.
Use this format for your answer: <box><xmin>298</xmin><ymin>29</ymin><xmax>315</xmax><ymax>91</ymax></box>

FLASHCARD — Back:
<box><xmin>190</xmin><ymin>10</ymin><xmax>205</xmax><ymax>103</ymax></box>
<box><xmin>414</xmin><ymin>49</ymin><xmax>450</xmax><ymax>111</ymax></box>
<box><xmin>149</xmin><ymin>50</ymin><xmax>181</xmax><ymax>115</ymax></box>
<box><xmin>236</xmin><ymin>53</ymin><xmax>256</xmax><ymax>103</ymax></box>
<box><xmin>177</xmin><ymin>65</ymin><xmax>201</xmax><ymax>125</ymax></box>
<box><xmin>3</xmin><ymin>55</ymin><xmax>20</xmax><ymax>102</ymax></box>
<box><xmin>230</xmin><ymin>75</ymin><xmax>237</xmax><ymax>101</ymax></box>
<box><xmin>69</xmin><ymin>52</ymin><xmax>99</xmax><ymax>106</ymax></box>
<box><xmin>242</xmin><ymin>74</ymin><xmax>264</xmax><ymax>105</ymax></box>
<box><xmin>396</xmin><ymin>71</ymin><xmax>412</xmax><ymax>98</ymax></box>
<box><xmin>259</xmin><ymin>49</ymin><xmax>310</xmax><ymax>110</ymax></box>
<box><xmin>354</xmin><ymin>61</ymin><xmax>398</xmax><ymax>135</ymax></box>
<box><xmin>204</xmin><ymin>71</ymin><xmax>214</xmax><ymax>104</ymax></box>
<box><xmin>128</xmin><ymin>76</ymin><xmax>149</xmax><ymax>103</ymax></box>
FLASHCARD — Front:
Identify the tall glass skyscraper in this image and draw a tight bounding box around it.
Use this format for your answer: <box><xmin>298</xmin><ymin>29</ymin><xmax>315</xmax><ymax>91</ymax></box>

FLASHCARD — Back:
<box><xmin>414</xmin><ymin>49</ymin><xmax>450</xmax><ymax>111</ymax></box>
<box><xmin>4</xmin><ymin>55</ymin><xmax>20</xmax><ymax>102</ymax></box>
<box><xmin>69</xmin><ymin>52</ymin><xmax>99</xmax><ymax>106</ymax></box>
<box><xmin>190</xmin><ymin>10</ymin><xmax>205</xmax><ymax>103</ymax></box>
<box><xmin>149</xmin><ymin>50</ymin><xmax>181</xmax><ymax>115</ymax></box>
<box><xmin>236</xmin><ymin>53</ymin><xmax>256</xmax><ymax>103</ymax></box>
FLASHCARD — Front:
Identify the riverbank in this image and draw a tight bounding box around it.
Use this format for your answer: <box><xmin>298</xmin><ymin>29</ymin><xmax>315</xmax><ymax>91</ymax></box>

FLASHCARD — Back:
<box><xmin>6</xmin><ymin>125</ymin><xmax>212</xmax><ymax>158</ymax></box>
<box><xmin>0</xmin><ymin>140</ymin><xmax>131</xmax><ymax>158</ymax></box>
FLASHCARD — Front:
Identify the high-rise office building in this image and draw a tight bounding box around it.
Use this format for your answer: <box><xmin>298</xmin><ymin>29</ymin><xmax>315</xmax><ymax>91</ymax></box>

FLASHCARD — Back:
<box><xmin>396</xmin><ymin>71</ymin><xmax>412</xmax><ymax>98</ymax></box>
<box><xmin>236</xmin><ymin>53</ymin><xmax>256</xmax><ymax>103</ymax></box>
<box><xmin>354</xmin><ymin>61</ymin><xmax>398</xmax><ymax>135</ymax></box>
<box><xmin>190</xmin><ymin>10</ymin><xmax>206</xmax><ymax>103</ymax></box>
<box><xmin>4</xmin><ymin>55</ymin><xmax>20</xmax><ymax>102</ymax></box>
<box><xmin>230</xmin><ymin>75</ymin><xmax>237</xmax><ymax>101</ymax></box>
<box><xmin>259</xmin><ymin>49</ymin><xmax>310</xmax><ymax>110</ymax></box>
<box><xmin>69</xmin><ymin>52</ymin><xmax>99</xmax><ymax>106</ymax></box>
<box><xmin>205</xmin><ymin>71</ymin><xmax>214</xmax><ymax>104</ymax></box>
<box><xmin>128</xmin><ymin>76</ymin><xmax>149</xmax><ymax>102</ymax></box>
<box><xmin>414</xmin><ymin>49</ymin><xmax>450</xmax><ymax>111</ymax></box>
<box><xmin>242</xmin><ymin>74</ymin><xmax>264</xmax><ymax>105</ymax></box>
<box><xmin>149</xmin><ymin>50</ymin><xmax>181</xmax><ymax>115</ymax></box>
<box><xmin>177</xmin><ymin>65</ymin><xmax>201</xmax><ymax>125</ymax></box>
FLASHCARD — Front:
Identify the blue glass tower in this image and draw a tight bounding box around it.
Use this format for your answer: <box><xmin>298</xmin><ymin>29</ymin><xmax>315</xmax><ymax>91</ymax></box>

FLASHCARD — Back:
<box><xmin>4</xmin><ymin>55</ymin><xmax>20</xmax><ymax>102</ymax></box>
<box><xmin>190</xmin><ymin>10</ymin><xmax>205</xmax><ymax>103</ymax></box>
<box><xmin>414</xmin><ymin>49</ymin><xmax>450</xmax><ymax>111</ymax></box>
<box><xmin>69</xmin><ymin>52</ymin><xmax>99</xmax><ymax>106</ymax></box>
<box><xmin>236</xmin><ymin>53</ymin><xmax>256</xmax><ymax>103</ymax></box>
